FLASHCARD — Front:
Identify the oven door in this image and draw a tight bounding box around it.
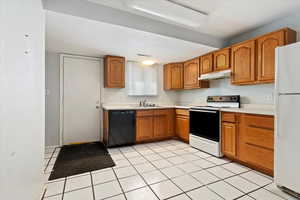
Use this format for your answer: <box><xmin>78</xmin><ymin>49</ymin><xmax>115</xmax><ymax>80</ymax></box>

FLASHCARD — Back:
<box><xmin>189</xmin><ymin>109</ymin><xmax>220</xmax><ymax>142</ymax></box>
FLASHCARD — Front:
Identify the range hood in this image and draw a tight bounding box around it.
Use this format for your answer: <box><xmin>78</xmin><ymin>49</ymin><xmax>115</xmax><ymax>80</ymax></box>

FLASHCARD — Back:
<box><xmin>198</xmin><ymin>69</ymin><xmax>231</xmax><ymax>80</ymax></box>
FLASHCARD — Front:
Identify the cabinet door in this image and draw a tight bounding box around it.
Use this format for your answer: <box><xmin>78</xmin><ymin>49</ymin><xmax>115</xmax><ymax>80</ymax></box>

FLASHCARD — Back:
<box><xmin>238</xmin><ymin>114</ymin><xmax>274</xmax><ymax>175</ymax></box>
<box><xmin>214</xmin><ymin>48</ymin><xmax>231</xmax><ymax>71</ymax></box>
<box><xmin>200</xmin><ymin>53</ymin><xmax>213</xmax><ymax>74</ymax></box>
<box><xmin>104</xmin><ymin>56</ymin><xmax>125</xmax><ymax>88</ymax></box>
<box><xmin>164</xmin><ymin>64</ymin><xmax>172</xmax><ymax>90</ymax></box>
<box><xmin>222</xmin><ymin>122</ymin><xmax>237</xmax><ymax>158</ymax></box>
<box><xmin>176</xmin><ymin>116</ymin><xmax>189</xmax><ymax>142</ymax></box>
<box><xmin>257</xmin><ymin>31</ymin><xmax>284</xmax><ymax>83</ymax></box>
<box><xmin>184</xmin><ymin>58</ymin><xmax>200</xmax><ymax>89</ymax></box>
<box><xmin>136</xmin><ymin>115</ymin><xmax>154</xmax><ymax>142</ymax></box>
<box><xmin>171</xmin><ymin>63</ymin><xmax>183</xmax><ymax>89</ymax></box>
<box><xmin>153</xmin><ymin>110</ymin><xmax>169</xmax><ymax>138</ymax></box>
<box><xmin>231</xmin><ymin>40</ymin><xmax>256</xmax><ymax>85</ymax></box>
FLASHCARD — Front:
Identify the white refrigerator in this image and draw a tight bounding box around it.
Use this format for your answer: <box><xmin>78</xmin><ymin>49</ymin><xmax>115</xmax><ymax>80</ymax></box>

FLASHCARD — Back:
<box><xmin>275</xmin><ymin>41</ymin><xmax>300</xmax><ymax>196</ymax></box>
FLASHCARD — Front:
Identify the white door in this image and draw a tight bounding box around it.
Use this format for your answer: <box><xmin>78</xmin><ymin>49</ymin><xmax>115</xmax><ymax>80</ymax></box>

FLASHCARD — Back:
<box><xmin>275</xmin><ymin>94</ymin><xmax>300</xmax><ymax>193</ymax></box>
<box><xmin>62</xmin><ymin>56</ymin><xmax>101</xmax><ymax>145</ymax></box>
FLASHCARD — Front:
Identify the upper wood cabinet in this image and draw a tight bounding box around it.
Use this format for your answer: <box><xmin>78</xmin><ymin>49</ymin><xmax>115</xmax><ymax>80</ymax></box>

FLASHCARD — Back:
<box><xmin>104</xmin><ymin>55</ymin><xmax>125</xmax><ymax>88</ymax></box>
<box><xmin>257</xmin><ymin>30</ymin><xmax>285</xmax><ymax>83</ymax></box>
<box><xmin>200</xmin><ymin>53</ymin><xmax>213</xmax><ymax>74</ymax></box>
<box><xmin>164</xmin><ymin>63</ymin><xmax>183</xmax><ymax>90</ymax></box>
<box><xmin>231</xmin><ymin>40</ymin><xmax>256</xmax><ymax>85</ymax></box>
<box><xmin>232</xmin><ymin>28</ymin><xmax>296</xmax><ymax>85</ymax></box>
<box><xmin>164</xmin><ymin>64</ymin><xmax>172</xmax><ymax>90</ymax></box>
<box><xmin>183</xmin><ymin>58</ymin><xmax>209</xmax><ymax>89</ymax></box>
<box><xmin>213</xmin><ymin>48</ymin><xmax>231</xmax><ymax>71</ymax></box>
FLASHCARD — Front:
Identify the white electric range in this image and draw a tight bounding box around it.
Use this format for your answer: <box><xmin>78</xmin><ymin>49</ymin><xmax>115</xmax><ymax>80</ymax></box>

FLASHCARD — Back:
<box><xmin>189</xmin><ymin>95</ymin><xmax>240</xmax><ymax>157</ymax></box>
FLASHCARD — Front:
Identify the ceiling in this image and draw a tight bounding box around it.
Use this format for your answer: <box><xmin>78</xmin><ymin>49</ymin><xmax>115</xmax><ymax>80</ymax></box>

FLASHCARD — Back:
<box><xmin>88</xmin><ymin>0</ymin><xmax>300</xmax><ymax>38</ymax></box>
<box><xmin>46</xmin><ymin>11</ymin><xmax>216</xmax><ymax>63</ymax></box>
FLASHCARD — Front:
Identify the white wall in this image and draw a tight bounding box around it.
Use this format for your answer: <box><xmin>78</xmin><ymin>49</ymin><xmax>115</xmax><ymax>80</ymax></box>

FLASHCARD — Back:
<box><xmin>45</xmin><ymin>52</ymin><xmax>60</xmax><ymax>146</ymax></box>
<box><xmin>0</xmin><ymin>0</ymin><xmax>45</xmax><ymax>200</ymax></box>
<box><xmin>178</xmin><ymin>79</ymin><xmax>274</xmax><ymax>105</ymax></box>
<box><xmin>226</xmin><ymin>13</ymin><xmax>300</xmax><ymax>45</ymax></box>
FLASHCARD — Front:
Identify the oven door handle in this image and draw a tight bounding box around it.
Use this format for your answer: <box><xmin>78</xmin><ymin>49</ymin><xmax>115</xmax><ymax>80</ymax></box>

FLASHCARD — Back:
<box><xmin>189</xmin><ymin>109</ymin><xmax>218</xmax><ymax>113</ymax></box>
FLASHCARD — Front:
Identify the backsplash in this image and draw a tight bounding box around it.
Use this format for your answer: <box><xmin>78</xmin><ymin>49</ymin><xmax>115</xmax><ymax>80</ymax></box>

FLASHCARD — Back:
<box><xmin>177</xmin><ymin>78</ymin><xmax>274</xmax><ymax>105</ymax></box>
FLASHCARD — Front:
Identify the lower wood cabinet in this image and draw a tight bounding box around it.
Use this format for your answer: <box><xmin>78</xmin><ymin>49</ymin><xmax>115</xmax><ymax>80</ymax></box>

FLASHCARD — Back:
<box><xmin>136</xmin><ymin>110</ymin><xmax>154</xmax><ymax>142</ymax></box>
<box><xmin>136</xmin><ymin>109</ymin><xmax>174</xmax><ymax>143</ymax></box>
<box><xmin>239</xmin><ymin>114</ymin><xmax>274</xmax><ymax>175</ymax></box>
<box><xmin>221</xmin><ymin>112</ymin><xmax>274</xmax><ymax>176</ymax></box>
<box><xmin>221</xmin><ymin>122</ymin><xmax>237</xmax><ymax>158</ymax></box>
<box><xmin>175</xmin><ymin>109</ymin><xmax>189</xmax><ymax>142</ymax></box>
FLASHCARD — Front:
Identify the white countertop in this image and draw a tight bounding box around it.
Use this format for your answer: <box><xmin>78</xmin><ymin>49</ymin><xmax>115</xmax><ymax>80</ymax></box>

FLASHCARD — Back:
<box><xmin>102</xmin><ymin>104</ymin><xmax>275</xmax><ymax>115</ymax></box>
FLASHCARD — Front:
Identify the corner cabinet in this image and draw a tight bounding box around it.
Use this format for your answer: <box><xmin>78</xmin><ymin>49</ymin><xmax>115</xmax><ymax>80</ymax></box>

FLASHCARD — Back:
<box><xmin>104</xmin><ymin>55</ymin><xmax>125</xmax><ymax>88</ymax></box>
<box><xmin>231</xmin><ymin>28</ymin><xmax>296</xmax><ymax>85</ymax></box>
<box><xmin>183</xmin><ymin>58</ymin><xmax>209</xmax><ymax>89</ymax></box>
<box><xmin>164</xmin><ymin>63</ymin><xmax>183</xmax><ymax>90</ymax></box>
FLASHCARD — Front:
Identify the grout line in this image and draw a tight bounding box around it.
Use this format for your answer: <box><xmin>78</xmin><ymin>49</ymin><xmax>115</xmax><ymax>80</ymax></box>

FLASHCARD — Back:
<box><xmin>90</xmin><ymin>172</ymin><xmax>96</xmax><ymax>200</ymax></box>
<box><xmin>111</xmin><ymin>167</ymin><xmax>128</xmax><ymax>200</ymax></box>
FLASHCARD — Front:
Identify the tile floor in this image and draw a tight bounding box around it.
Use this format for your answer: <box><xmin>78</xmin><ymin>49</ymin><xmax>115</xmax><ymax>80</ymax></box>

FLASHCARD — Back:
<box><xmin>43</xmin><ymin>140</ymin><xmax>297</xmax><ymax>200</ymax></box>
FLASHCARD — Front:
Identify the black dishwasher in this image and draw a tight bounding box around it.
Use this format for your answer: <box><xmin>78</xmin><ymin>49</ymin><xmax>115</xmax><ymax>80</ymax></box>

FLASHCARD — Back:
<box><xmin>107</xmin><ymin>110</ymin><xmax>136</xmax><ymax>147</ymax></box>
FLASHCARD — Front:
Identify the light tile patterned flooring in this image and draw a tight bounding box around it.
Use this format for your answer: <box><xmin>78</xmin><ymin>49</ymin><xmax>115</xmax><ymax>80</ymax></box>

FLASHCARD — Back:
<box><xmin>43</xmin><ymin>140</ymin><xmax>297</xmax><ymax>200</ymax></box>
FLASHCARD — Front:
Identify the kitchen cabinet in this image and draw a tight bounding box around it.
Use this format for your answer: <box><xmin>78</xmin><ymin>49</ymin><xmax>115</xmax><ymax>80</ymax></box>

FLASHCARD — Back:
<box><xmin>136</xmin><ymin>110</ymin><xmax>154</xmax><ymax>142</ymax></box>
<box><xmin>200</xmin><ymin>53</ymin><xmax>213</xmax><ymax>74</ymax></box>
<box><xmin>104</xmin><ymin>55</ymin><xmax>125</xmax><ymax>88</ymax></box>
<box><xmin>238</xmin><ymin>114</ymin><xmax>274</xmax><ymax>175</ymax></box>
<box><xmin>213</xmin><ymin>48</ymin><xmax>231</xmax><ymax>71</ymax></box>
<box><xmin>257</xmin><ymin>30</ymin><xmax>284</xmax><ymax>83</ymax></box>
<box><xmin>164</xmin><ymin>63</ymin><xmax>183</xmax><ymax>90</ymax></box>
<box><xmin>221</xmin><ymin>112</ymin><xmax>237</xmax><ymax>158</ymax></box>
<box><xmin>232</xmin><ymin>28</ymin><xmax>296</xmax><ymax>85</ymax></box>
<box><xmin>136</xmin><ymin>109</ymin><xmax>174</xmax><ymax>142</ymax></box>
<box><xmin>183</xmin><ymin>58</ymin><xmax>209</xmax><ymax>89</ymax></box>
<box><xmin>175</xmin><ymin>109</ymin><xmax>189</xmax><ymax>142</ymax></box>
<box><xmin>231</xmin><ymin>40</ymin><xmax>256</xmax><ymax>85</ymax></box>
<box><xmin>221</xmin><ymin>112</ymin><xmax>275</xmax><ymax>176</ymax></box>
<box><xmin>163</xmin><ymin>64</ymin><xmax>172</xmax><ymax>90</ymax></box>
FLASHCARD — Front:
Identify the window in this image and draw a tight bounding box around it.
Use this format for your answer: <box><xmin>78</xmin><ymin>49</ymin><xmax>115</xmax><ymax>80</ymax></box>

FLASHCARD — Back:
<box><xmin>127</xmin><ymin>61</ymin><xmax>158</xmax><ymax>96</ymax></box>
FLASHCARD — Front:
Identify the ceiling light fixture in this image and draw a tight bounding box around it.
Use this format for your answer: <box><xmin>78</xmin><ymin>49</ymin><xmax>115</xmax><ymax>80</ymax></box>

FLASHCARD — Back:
<box><xmin>125</xmin><ymin>0</ymin><xmax>208</xmax><ymax>28</ymax></box>
<box><xmin>142</xmin><ymin>60</ymin><xmax>155</xmax><ymax>65</ymax></box>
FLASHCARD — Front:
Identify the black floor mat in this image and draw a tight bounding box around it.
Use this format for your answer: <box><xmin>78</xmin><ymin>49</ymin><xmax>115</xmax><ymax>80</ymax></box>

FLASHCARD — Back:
<box><xmin>49</xmin><ymin>142</ymin><xmax>115</xmax><ymax>180</ymax></box>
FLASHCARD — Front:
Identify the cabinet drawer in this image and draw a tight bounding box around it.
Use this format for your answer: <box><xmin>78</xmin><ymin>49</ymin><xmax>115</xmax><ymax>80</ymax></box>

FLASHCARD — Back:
<box><xmin>245</xmin><ymin>127</ymin><xmax>274</xmax><ymax>150</ymax></box>
<box><xmin>222</xmin><ymin>112</ymin><xmax>236</xmax><ymax>123</ymax></box>
<box><xmin>244</xmin><ymin>143</ymin><xmax>274</xmax><ymax>171</ymax></box>
<box><xmin>136</xmin><ymin>110</ymin><xmax>154</xmax><ymax>117</ymax></box>
<box><xmin>176</xmin><ymin>109</ymin><xmax>189</xmax><ymax>116</ymax></box>
<box><xmin>244</xmin><ymin>114</ymin><xmax>274</xmax><ymax>130</ymax></box>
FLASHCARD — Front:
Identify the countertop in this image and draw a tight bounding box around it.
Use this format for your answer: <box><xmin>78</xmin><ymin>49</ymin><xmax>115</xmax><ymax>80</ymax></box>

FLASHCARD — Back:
<box><xmin>102</xmin><ymin>104</ymin><xmax>275</xmax><ymax>116</ymax></box>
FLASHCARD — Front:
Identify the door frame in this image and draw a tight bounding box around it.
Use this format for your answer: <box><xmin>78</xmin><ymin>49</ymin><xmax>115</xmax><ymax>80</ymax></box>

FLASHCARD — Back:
<box><xmin>59</xmin><ymin>54</ymin><xmax>102</xmax><ymax>146</ymax></box>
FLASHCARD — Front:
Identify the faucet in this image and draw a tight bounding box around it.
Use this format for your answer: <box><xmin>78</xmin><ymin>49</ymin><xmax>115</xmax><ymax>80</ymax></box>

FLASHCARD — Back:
<box><xmin>139</xmin><ymin>99</ymin><xmax>147</xmax><ymax>107</ymax></box>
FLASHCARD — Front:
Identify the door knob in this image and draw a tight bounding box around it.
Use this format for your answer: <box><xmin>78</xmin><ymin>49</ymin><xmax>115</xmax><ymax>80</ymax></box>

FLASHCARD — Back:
<box><xmin>96</xmin><ymin>106</ymin><xmax>100</xmax><ymax>109</ymax></box>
